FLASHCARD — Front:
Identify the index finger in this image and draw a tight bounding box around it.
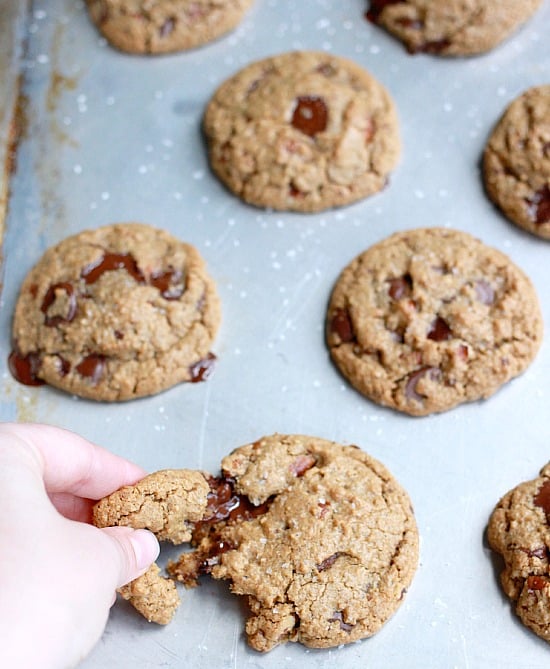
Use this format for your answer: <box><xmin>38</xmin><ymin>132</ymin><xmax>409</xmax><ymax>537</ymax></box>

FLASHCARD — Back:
<box><xmin>0</xmin><ymin>422</ymin><xmax>147</xmax><ymax>499</ymax></box>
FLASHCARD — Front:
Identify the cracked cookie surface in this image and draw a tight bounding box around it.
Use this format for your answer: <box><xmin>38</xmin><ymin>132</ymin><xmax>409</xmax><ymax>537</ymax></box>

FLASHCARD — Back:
<box><xmin>366</xmin><ymin>0</ymin><xmax>542</xmax><ymax>56</ymax></box>
<box><xmin>85</xmin><ymin>0</ymin><xmax>254</xmax><ymax>54</ymax></box>
<box><xmin>487</xmin><ymin>463</ymin><xmax>550</xmax><ymax>642</ymax></box>
<box><xmin>204</xmin><ymin>50</ymin><xmax>400</xmax><ymax>212</ymax></box>
<box><xmin>483</xmin><ymin>85</ymin><xmax>550</xmax><ymax>239</ymax></box>
<box><xmin>168</xmin><ymin>434</ymin><xmax>419</xmax><ymax>651</ymax></box>
<box><xmin>326</xmin><ymin>227</ymin><xmax>543</xmax><ymax>416</ymax></box>
<box><xmin>10</xmin><ymin>222</ymin><xmax>220</xmax><ymax>401</ymax></box>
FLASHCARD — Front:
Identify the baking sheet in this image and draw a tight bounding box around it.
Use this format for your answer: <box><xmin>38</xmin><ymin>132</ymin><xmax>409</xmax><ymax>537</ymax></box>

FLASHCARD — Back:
<box><xmin>1</xmin><ymin>1</ymin><xmax>550</xmax><ymax>667</ymax></box>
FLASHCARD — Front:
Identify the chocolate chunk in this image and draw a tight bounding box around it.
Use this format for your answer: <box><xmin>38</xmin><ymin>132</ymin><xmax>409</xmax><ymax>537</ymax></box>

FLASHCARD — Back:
<box><xmin>76</xmin><ymin>354</ymin><xmax>106</xmax><ymax>384</ymax></box>
<box><xmin>41</xmin><ymin>282</ymin><xmax>77</xmax><ymax>326</ymax></box>
<box><xmin>388</xmin><ymin>274</ymin><xmax>412</xmax><ymax>300</ymax></box>
<box><xmin>534</xmin><ymin>479</ymin><xmax>550</xmax><ymax>522</ymax></box>
<box><xmin>8</xmin><ymin>350</ymin><xmax>44</xmax><ymax>386</ymax></box>
<box><xmin>330</xmin><ymin>308</ymin><xmax>354</xmax><ymax>343</ymax></box>
<box><xmin>189</xmin><ymin>352</ymin><xmax>216</xmax><ymax>382</ymax></box>
<box><xmin>200</xmin><ymin>477</ymin><xmax>272</xmax><ymax>527</ymax></box>
<box><xmin>527</xmin><ymin>185</ymin><xmax>550</xmax><ymax>225</ymax></box>
<box><xmin>81</xmin><ymin>253</ymin><xmax>145</xmax><ymax>285</ymax></box>
<box><xmin>527</xmin><ymin>575</ymin><xmax>547</xmax><ymax>592</ymax></box>
<box><xmin>150</xmin><ymin>268</ymin><xmax>185</xmax><ymax>300</ymax></box>
<box><xmin>291</xmin><ymin>96</ymin><xmax>328</xmax><ymax>137</ymax></box>
<box><xmin>405</xmin><ymin>366</ymin><xmax>440</xmax><ymax>402</ymax></box>
<box><xmin>365</xmin><ymin>0</ymin><xmax>405</xmax><ymax>22</ymax></box>
<box><xmin>328</xmin><ymin>611</ymin><xmax>354</xmax><ymax>632</ymax></box>
<box><xmin>427</xmin><ymin>316</ymin><xmax>452</xmax><ymax>342</ymax></box>
<box><xmin>289</xmin><ymin>454</ymin><xmax>316</xmax><ymax>477</ymax></box>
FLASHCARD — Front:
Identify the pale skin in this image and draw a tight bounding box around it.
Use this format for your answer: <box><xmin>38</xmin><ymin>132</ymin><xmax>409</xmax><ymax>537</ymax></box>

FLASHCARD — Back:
<box><xmin>0</xmin><ymin>423</ymin><xmax>160</xmax><ymax>669</ymax></box>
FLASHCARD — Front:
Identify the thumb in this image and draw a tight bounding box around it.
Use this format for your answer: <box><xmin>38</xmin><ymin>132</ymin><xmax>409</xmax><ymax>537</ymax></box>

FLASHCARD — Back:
<box><xmin>99</xmin><ymin>526</ymin><xmax>160</xmax><ymax>588</ymax></box>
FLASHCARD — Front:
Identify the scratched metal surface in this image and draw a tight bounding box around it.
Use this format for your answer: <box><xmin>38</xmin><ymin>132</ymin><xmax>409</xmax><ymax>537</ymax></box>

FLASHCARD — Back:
<box><xmin>1</xmin><ymin>1</ymin><xmax>550</xmax><ymax>667</ymax></box>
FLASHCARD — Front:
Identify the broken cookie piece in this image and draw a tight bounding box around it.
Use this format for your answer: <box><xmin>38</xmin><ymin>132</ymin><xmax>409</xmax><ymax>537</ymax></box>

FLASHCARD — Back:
<box><xmin>93</xmin><ymin>468</ymin><xmax>210</xmax><ymax>624</ymax></box>
<box><xmin>119</xmin><ymin>564</ymin><xmax>180</xmax><ymax>625</ymax></box>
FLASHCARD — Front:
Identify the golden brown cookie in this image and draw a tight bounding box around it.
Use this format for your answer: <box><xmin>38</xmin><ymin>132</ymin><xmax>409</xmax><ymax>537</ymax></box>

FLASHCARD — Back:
<box><xmin>366</xmin><ymin>0</ymin><xmax>542</xmax><ymax>56</ymax></box>
<box><xmin>168</xmin><ymin>434</ymin><xmax>419</xmax><ymax>651</ymax></box>
<box><xmin>85</xmin><ymin>0</ymin><xmax>255</xmax><ymax>54</ymax></box>
<box><xmin>483</xmin><ymin>85</ymin><xmax>550</xmax><ymax>239</ymax></box>
<box><xmin>93</xmin><ymin>469</ymin><xmax>211</xmax><ymax>624</ymax></box>
<box><xmin>326</xmin><ymin>227</ymin><xmax>543</xmax><ymax>416</ymax></box>
<box><xmin>487</xmin><ymin>463</ymin><xmax>550</xmax><ymax>642</ymax></box>
<box><xmin>204</xmin><ymin>50</ymin><xmax>400</xmax><ymax>212</ymax></box>
<box><xmin>93</xmin><ymin>469</ymin><xmax>210</xmax><ymax>543</ymax></box>
<box><xmin>9</xmin><ymin>223</ymin><xmax>220</xmax><ymax>401</ymax></box>
<box><xmin>118</xmin><ymin>564</ymin><xmax>181</xmax><ymax>625</ymax></box>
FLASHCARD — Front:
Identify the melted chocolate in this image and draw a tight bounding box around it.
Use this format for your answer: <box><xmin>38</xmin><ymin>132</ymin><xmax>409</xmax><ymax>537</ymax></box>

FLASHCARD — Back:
<box><xmin>199</xmin><ymin>477</ymin><xmax>271</xmax><ymax>527</ymax></box>
<box><xmin>76</xmin><ymin>354</ymin><xmax>106</xmax><ymax>384</ymax></box>
<box><xmin>8</xmin><ymin>350</ymin><xmax>44</xmax><ymax>386</ymax></box>
<box><xmin>365</xmin><ymin>0</ymin><xmax>404</xmax><ymax>22</ymax></box>
<box><xmin>405</xmin><ymin>366</ymin><xmax>440</xmax><ymax>401</ymax></box>
<box><xmin>291</xmin><ymin>96</ymin><xmax>328</xmax><ymax>137</ymax></box>
<box><xmin>81</xmin><ymin>253</ymin><xmax>145</xmax><ymax>285</ymax></box>
<box><xmin>328</xmin><ymin>610</ymin><xmax>354</xmax><ymax>632</ymax></box>
<box><xmin>527</xmin><ymin>575</ymin><xmax>547</xmax><ymax>592</ymax></box>
<box><xmin>41</xmin><ymin>282</ymin><xmax>77</xmax><ymax>326</ymax></box>
<box><xmin>331</xmin><ymin>308</ymin><xmax>354</xmax><ymax>343</ymax></box>
<box><xmin>150</xmin><ymin>268</ymin><xmax>184</xmax><ymax>300</ymax></box>
<box><xmin>527</xmin><ymin>185</ymin><xmax>550</xmax><ymax>225</ymax></box>
<box><xmin>388</xmin><ymin>273</ymin><xmax>412</xmax><ymax>300</ymax></box>
<box><xmin>189</xmin><ymin>352</ymin><xmax>216</xmax><ymax>382</ymax></box>
<box><xmin>427</xmin><ymin>316</ymin><xmax>452</xmax><ymax>342</ymax></box>
<box><xmin>289</xmin><ymin>454</ymin><xmax>316</xmax><ymax>477</ymax></box>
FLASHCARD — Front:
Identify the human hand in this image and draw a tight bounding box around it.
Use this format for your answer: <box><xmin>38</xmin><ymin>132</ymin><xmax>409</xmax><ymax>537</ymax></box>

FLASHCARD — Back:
<box><xmin>0</xmin><ymin>422</ymin><xmax>160</xmax><ymax>669</ymax></box>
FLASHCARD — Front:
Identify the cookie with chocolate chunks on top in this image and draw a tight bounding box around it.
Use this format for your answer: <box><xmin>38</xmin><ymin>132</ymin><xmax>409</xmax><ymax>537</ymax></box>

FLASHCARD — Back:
<box><xmin>9</xmin><ymin>222</ymin><xmax>220</xmax><ymax>401</ymax></box>
<box><xmin>365</xmin><ymin>0</ymin><xmax>542</xmax><ymax>56</ymax></box>
<box><xmin>483</xmin><ymin>85</ymin><xmax>550</xmax><ymax>239</ymax></box>
<box><xmin>326</xmin><ymin>227</ymin><xmax>542</xmax><ymax>416</ymax></box>
<box><xmin>203</xmin><ymin>50</ymin><xmax>400</xmax><ymax>212</ymax></box>
<box><xmin>488</xmin><ymin>462</ymin><xmax>550</xmax><ymax>642</ymax></box>
<box><xmin>85</xmin><ymin>0</ymin><xmax>255</xmax><ymax>54</ymax></box>
<box><xmin>168</xmin><ymin>434</ymin><xmax>419</xmax><ymax>651</ymax></box>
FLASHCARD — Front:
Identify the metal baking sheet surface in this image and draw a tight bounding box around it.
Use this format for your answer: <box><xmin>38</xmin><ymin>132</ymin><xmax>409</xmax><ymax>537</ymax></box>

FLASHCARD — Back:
<box><xmin>1</xmin><ymin>1</ymin><xmax>550</xmax><ymax>667</ymax></box>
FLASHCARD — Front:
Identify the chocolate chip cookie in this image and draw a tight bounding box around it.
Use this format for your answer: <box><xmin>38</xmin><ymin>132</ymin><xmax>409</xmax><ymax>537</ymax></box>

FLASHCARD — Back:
<box><xmin>483</xmin><ymin>85</ymin><xmax>550</xmax><ymax>239</ymax></box>
<box><xmin>487</xmin><ymin>463</ymin><xmax>550</xmax><ymax>643</ymax></box>
<box><xmin>94</xmin><ymin>435</ymin><xmax>418</xmax><ymax>650</ymax></box>
<box><xmin>326</xmin><ymin>227</ymin><xmax>543</xmax><ymax>416</ymax></box>
<box><xmin>203</xmin><ymin>50</ymin><xmax>400</xmax><ymax>212</ymax></box>
<box><xmin>365</xmin><ymin>0</ymin><xmax>542</xmax><ymax>56</ymax></box>
<box><xmin>9</xmin><ymin>223</ymin><xmax>220</xmax><ymax>401</ymax></box>
<box><xmin>85</xmin><ymin>0</ymin><xmax>254</xmax><ymax>54</ymax></box>
<box><xmin>93</xmin><ymin>468</ymin><xmax>211</xmax><ymax>624</ymax></box>
<box><xmin>169</xmin><ymin>434</ymin><xmax>419</xmax><ymax>651</ymax></box>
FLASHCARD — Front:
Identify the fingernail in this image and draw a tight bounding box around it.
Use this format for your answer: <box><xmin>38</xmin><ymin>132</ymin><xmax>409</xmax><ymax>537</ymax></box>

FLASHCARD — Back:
<box><xmin>129</xmin><ymin>529</ymin><xmax>160</xmax><ymax>571</ymax></box>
